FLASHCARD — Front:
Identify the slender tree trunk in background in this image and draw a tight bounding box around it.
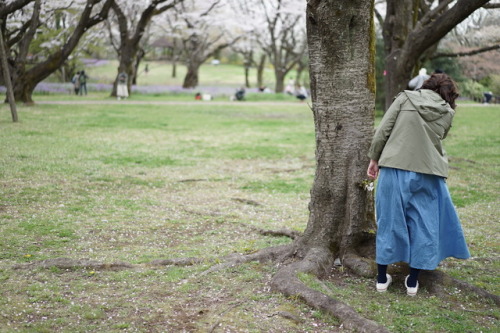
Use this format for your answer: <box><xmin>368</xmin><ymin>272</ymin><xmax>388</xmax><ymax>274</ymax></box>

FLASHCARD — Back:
<box><xmin>172</xmin><ymin>60</ymin><xmax>177</xmax><ymax>78</ymax></box>
<box><xmin>132</xmin><ymin>48</ymin><xmax>145</xmax><ymax>85</ymax></box>
<box><xmin>244</xmin><ymin>65</ymin><xmax>250</xmax><ymax>88</ymax></box>
<box><xmin>0</xmin><ymin>22</ymin><xmax>18</xmax><ymax>121</ymax></box>
<box><xmin>256</xmin><ymin>54</ymin><xmax>266</xmax><ymax>88</ymax></box>
<box><xmin>295</xmin><ymin>59</ymin><xmax>306</xmax><ymax>87</ymax></box>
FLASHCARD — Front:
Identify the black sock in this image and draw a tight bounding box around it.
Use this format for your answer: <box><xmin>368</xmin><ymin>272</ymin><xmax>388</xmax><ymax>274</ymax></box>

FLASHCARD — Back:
<box><xmin>377</xmin><ymin>264</ymin><xmax>388</xmax><ymax>283</ymax></box>
<box><xmin>407</xmin><ymin>267</ymin><xmax>420</xmax><ymax>287</ymax></box>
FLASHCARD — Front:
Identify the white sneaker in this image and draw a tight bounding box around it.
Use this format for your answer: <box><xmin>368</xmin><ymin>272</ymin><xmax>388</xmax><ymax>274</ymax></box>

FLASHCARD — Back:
<box><xmin>376</xmin><ymin>274</ymin><xmax>392</xmax><ymax>292</ymax></box>
<box><xmin>405</xmin><ymin>275</ymin><xmax>419</xmax><ymax>296</ymax></box>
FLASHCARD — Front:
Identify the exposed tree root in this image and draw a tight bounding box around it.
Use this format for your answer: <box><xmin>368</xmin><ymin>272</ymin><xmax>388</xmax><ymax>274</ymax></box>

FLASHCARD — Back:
<box><xmin>268</xmin><ymin>311</ymin><xmax>305</xmax><ymax>324</ymax></box>
<box><xmin>11</xmin><ymin>247</ymin><xmax>498</xmax><ymax>331</ymax></box>
<box><xmin>199</xmin><ymin>244</ymin><xmax>294</xmax><ymax>276</ymax></box>
<box><xmin>13</xmin><ymin>256</ymin><xmax>206</xmax><ymax>271</ymax></box>
<box><xmin>148</xmin><ymin>257</ymin><xmax>206</xmax><ymax>267</ymax></box>
<box><xmin>231</xmin><ymin>197</ymin><xmax>263</xmax><ymax>206</ymax></box>
<box><xmin>420</xmin><ymin>270</ymin><xmax>500</xmax><ymax>306</ymax></box>
<box><xmin>342</xmin><ymin>252</ymin><xmax>376</xmax><ymax>278</ymax></box>
<box><xmin>381</xmin><ymin>262</ymin><xmax>500</xmax><ymax>306</ymax></box>
<box><xmin>13</xmin><ymin>257</ymin><xmax>135</xmax><ymax>271</ymax></box>
<box><xmin>251</xmin><ymin>226</ymin><xmax>301</xmax><ymax>239</ymax></box>
<box><xmin>270</xmin><ymin>247</ymin><xmax>390</xmax><ymax>333</ymax></box>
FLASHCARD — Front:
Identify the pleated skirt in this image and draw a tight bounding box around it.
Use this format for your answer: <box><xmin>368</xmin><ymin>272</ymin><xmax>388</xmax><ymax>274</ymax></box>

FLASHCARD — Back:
<box><xmin>117</xmin><ymin>84</ymin><xmax>129</xmax><ymax>98</ymax></box>
<box><xmin>375</xmin><ymin>167</ymin><xmax>470</xmax><ymax>270</ymax></box>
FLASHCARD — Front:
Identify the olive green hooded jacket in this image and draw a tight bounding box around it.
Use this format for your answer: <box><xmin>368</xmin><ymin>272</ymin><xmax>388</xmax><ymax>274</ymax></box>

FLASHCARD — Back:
<box><xmin>368</xmin><ymin>89</ymin><xmax>455</xmax><ymax>178</ymax></box>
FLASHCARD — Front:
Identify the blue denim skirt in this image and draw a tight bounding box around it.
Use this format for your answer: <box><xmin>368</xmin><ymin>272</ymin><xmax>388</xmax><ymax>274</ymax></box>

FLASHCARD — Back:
<box><xmin>375</xmin><ymin>167</ymin><xmax>470</xmax><ymax>270</ymax></box>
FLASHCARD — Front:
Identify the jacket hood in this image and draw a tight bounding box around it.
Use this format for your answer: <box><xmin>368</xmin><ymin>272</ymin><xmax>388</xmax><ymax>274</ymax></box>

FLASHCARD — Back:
<box><xmin>403</xmin><ymin>90</ymin><xmax>454</xmax><ymax>121</ymax></box>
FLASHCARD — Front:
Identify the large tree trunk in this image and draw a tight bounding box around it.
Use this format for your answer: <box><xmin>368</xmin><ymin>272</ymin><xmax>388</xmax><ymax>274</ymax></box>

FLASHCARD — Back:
<box><xmin>294</xmin><ymin>0</ymin><xmax>376</xmax><ymax>263</ymax></box>
<box><xmin>182</xmin><ymin>62</ymin><xmax>200</xmax><ymax>88</ymax></box>
<box><xmin>269</xmin><ymin>2</ymin><xmax>387</xmax><ymax>330</ymax></box>
<box><xmin>383</xmin><ymin>0</ymin><xmax>490</xmax><ymax>109</ymax></box>
<box><xmin>12</xmin><ymin>72</ymin><xmax>35</xmax><ymax>104</ymax></box>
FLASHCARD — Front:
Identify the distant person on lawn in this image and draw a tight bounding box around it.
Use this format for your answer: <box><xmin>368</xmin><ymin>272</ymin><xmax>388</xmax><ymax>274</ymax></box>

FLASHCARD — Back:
<box><xmin>367</xmin><ymin>73</ymin><xmax>470</xmax><ymax>296</ymax></box>
<box><xmin>117</xmin><ymin>71</ymin><xmax>129</xmax><ymax>100</ymax></box>
<box><xmin>71</xmin><ymin>71</ymin><xmax>80</xmax><ymax>95</ymax></box>
<box><xmin>78</xmin><ymin>70</ymin><xmax>88</xmax><ymax>95</ymax></box>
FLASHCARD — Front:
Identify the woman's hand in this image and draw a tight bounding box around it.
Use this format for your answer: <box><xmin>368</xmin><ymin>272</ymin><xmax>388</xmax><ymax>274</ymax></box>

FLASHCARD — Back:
<box><xmin>367</xmin><ymin>159</ymin><xmax>379</xmax><ymax>179</ymax></box>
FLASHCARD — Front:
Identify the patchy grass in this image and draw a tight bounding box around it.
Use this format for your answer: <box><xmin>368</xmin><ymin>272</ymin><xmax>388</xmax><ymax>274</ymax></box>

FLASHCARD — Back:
<box><xmin>0</xmin><ymin>101</ymin><xmax>498</xmax><ymax>332</ymax></box>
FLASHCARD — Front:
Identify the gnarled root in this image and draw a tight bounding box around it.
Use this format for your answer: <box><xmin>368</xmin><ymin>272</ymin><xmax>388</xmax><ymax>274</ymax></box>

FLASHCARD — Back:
<box><xmin>270</xmin><ymin>247</ymin><xmax>389</xmax><ymax>333</ymax></box>
<box><xmin>420</xmin><ymin>270</ymin><xmax>500</xmax><ymax>306</ymax></box>
<box><xmin>342</xmin><ymin>252</ymin><xmax>377</xmax><ymax>278</ymax></box>
<box><xmin>200</xmin><ymin>244</ymin><xmax>294</xmax><ymax>276</ymax></box>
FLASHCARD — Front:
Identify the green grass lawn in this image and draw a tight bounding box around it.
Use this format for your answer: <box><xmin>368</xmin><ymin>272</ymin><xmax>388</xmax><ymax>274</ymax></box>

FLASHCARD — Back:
<box><xmin>0</xmin><ymin>101</ymin><xmax>498</xmax><ymax>332</ymax></box>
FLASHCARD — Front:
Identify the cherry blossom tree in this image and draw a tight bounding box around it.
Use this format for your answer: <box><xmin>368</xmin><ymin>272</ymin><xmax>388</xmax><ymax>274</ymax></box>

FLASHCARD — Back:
<box><xmin>105</xmin><ymin>0</ymin><xmax>182</xmax><ymax>97</ymax></box>
<box><xmin>227</xmin><ymin>0</ymin><xmax>267</xmax><ymax>89</ymax></box>
<box><xmin>253</xmin><ymin>0</ymin><xmax>307</xmax><ymax>93</ymax></box>
<box><xmin>1</xmin><ymin>0</ymin><xmax>113</xmax><ymax>103</ymax></box>
<box><xmin>161</xmin><ymin>0</ymin><xmax>241</xmax><ymax>88</ymax></box>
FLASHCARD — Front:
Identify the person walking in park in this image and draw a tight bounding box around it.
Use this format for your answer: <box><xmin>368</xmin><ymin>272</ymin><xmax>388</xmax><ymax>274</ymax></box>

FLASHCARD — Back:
<box><xmin>71</xmin><ymin>71</ymin><xmax>80</xmax><ymax>95</ymax></box>
<box><xmin>116</xmin><ymin>71</ymin><xmax>129</xmax><ymax>100</ymax></box>
<box><xmin>366</xmin><ymin>73</ymin><xmax>470</xmax><ymax>296</ymax></box>
<box><xmin>78</xmin><ymin>70</ymin><xmax>88</xmax><ymax>95</ymax></box>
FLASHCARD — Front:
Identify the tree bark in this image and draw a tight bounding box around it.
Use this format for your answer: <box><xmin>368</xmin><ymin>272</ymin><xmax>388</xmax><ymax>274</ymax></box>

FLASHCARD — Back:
<box><xmin>172</xmin><ymin>60</ymin><xmax>177</xmax><ymax>78</ymax></box>
<box><xmin>268</xmin><ymin>2</ymin><xmax>383</xmax><ymax>329</ymax></box>
<box><xmin>383</xmin><ymin>0</ymin><xmax>490</xmax><ymax>109</ymax></box>
<box><xmin>132</xmin><ymin>48</ymin><xmax>145</xmax><ymax>85</ymax></box>
<box><xmin>182</xmin><ymin>62</ymin><xmax>200</xmax><ymax>88</ymax></box>
<box><xmin>294</xmin><ymin>0</ymin><xmax>376</xmax><ymax>261</ymax></box>
<box><xmin>274</xmin><ymin>68</ymin><xmax>286</xmax><ymax>93</ymax></box>
<box><xmin>256</xmin><ymin>54</ymin><xmax>266</xmax><ymax>88</ymax></box>
<box><xmin>0</xmin><ymin>19</ymin><xmax>18</xmax><ymax>121</ymax></box>
<box><xmin>244</xmin><ymin>65</ymin><xmax>250</xmax><ymax>88</ymax></box>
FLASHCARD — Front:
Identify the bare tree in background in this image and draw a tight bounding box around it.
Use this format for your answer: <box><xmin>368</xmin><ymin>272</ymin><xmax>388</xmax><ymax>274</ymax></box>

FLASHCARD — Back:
<box><xmin>254</xmin><ymin>0</ymin><xmax>307</xmax><ymax>93</ymax></box>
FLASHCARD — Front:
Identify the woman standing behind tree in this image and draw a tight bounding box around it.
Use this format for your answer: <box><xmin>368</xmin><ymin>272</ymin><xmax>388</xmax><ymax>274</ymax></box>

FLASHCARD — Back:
<box><xmin>366</xmin><ymin>73</ymin><xmax>470</xmax><ymax>296</ymax></box>
<box><xmin>116</xmin><ymin>71</ymin><xmax>128</xmax><ymax>100</ymax></box>
<box><xmin>71</xmin><ymin>71</ymin><xmax>80</xmax><ymax>95</ymax></box>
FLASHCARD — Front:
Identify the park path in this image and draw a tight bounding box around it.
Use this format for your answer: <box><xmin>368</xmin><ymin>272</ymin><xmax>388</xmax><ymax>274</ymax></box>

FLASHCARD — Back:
<box><xmin>35</xmin><ymin>100</ymin><xmax>493</xmax><ymax>107</ymax></box>
<box><xmin>35</xmin><ymin>100</ymin><xmax>310</xmax><ymax>106</ymax></box>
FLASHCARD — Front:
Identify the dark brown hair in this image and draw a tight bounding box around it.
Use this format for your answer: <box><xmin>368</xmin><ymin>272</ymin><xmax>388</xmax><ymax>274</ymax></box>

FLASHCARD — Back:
<box><xmin>421</xmin><ymin>73</ymin><xmax>459</xmax><ymax>109</ymax></box>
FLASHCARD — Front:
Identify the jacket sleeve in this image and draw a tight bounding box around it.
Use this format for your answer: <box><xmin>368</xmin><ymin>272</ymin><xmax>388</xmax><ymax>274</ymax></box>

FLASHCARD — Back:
<box><xmin>367</xmin><ymin>93</ymin><xmax>405</xmax><ymax>161</ymax></box>
<box><xmin>442</xmin><ymin>109</ymin><xmax>455</xmax><ymax>140</ymax></box>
